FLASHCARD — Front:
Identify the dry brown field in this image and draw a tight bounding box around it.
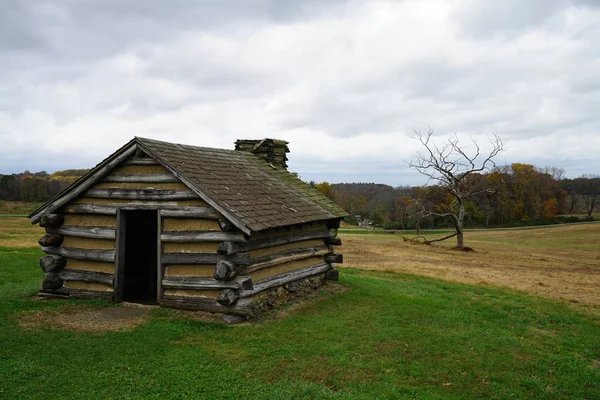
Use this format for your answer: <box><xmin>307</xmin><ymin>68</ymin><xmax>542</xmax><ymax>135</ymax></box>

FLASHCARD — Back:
<box><xmin>0</xmin><ymin>216</ymin><xmax>44</xmax><ymax>248</ymax></box>
<box><xmin>341</xmin><ymin>223</ymin><xmax>600</xmax><ymax>310</ymax></box>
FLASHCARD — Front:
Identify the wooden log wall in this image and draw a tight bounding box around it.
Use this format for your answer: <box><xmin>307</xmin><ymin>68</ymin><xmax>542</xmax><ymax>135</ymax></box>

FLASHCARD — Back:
<box><xmin>207</xmin><ymin>221</ymin><xmax>343</xmax><ymax>311</ymax></box>
<box><xmin>37</xmin><ymin>209</ymin><xmax>117</xmax><ymax>299</ymax></box>
<box><xmin>159</xmin><ymin>209</ymin><xmax>247</xmax><ymax>303</ymax></box>
<box><xmin>37</xmin><ymin>153</ymin><xmax>220</xmax><ymax>300</ymax></box>
<box><xmin>36</xmin><ymin>150</ymin><xmax>344</xmax><ymax>316</ymax></box>
<box><xmin>160</xmin><ymin>217</ymin><xmax>343</xmax><ymax>314</ymax></box>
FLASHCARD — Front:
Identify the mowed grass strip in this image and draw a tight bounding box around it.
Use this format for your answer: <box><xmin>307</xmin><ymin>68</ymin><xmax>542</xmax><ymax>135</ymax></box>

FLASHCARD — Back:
<box><xmin>1</xmin><ymin>248</ymin><xmax>599</xmax><ymax>399</ymax></box>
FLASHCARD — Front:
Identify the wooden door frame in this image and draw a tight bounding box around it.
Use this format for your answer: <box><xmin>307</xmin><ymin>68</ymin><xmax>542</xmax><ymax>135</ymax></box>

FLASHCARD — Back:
<box><xmin>114</xmin><ymin>208</ymin><xmax>126</xmax><ymax>302</ymax></box>
<box><xmin>156</xmin><ymin>211</ymin><xmax>163</xmax><ymax>302</ymax></box>
<box><xmin>114</xmin><ymin>208</ymin><xmax>161</xmax><ymax>303</ymax></box>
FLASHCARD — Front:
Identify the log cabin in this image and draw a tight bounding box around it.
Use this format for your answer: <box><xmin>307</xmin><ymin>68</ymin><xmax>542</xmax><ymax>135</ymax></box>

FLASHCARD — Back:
<box><xmin>29</xmin><ymin>137</ymin><xmax>348</xmax><ymax>321</ymax></box>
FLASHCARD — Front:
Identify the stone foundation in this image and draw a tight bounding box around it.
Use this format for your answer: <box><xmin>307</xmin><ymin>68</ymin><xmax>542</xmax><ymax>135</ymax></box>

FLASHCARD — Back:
<box><xmin>251</xmin><ymin>273</ymin><xmax>327</xmax><ymax>315</ymax></box>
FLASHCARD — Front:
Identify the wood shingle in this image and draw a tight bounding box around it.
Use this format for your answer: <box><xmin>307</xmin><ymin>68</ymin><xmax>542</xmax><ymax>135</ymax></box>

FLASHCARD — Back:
<box><xmin>136</xmin><ymin>137</ymin><xmax>347</xmax><ymax>233</ymax></box>
<box><xmin>30</xmin><ymin>137</ymin><xmax>348</xmax><ymax>234</ymax></box>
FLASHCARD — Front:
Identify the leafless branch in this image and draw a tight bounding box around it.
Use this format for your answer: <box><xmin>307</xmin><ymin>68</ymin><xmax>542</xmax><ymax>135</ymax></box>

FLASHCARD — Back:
<box><xmin>424</xmin><ymin>232</ymin><xmax>458</xmax><ymax>244</ymax></box>
<box><xmin>407</xmin><ymin>128</ymin><xmax>505</xmax><ymax>248</ymax></box>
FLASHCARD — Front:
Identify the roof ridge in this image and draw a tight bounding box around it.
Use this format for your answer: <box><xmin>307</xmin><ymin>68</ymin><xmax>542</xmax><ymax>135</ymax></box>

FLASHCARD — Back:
<box><xmin>135</xmin><ymin>137</ymin><xmax>244</xmax><ymax>154</ymax></box>
<box><xmin>30</xmin><ymin>137</ymin><xmax>348</xmax><ymax>231</ymax></box>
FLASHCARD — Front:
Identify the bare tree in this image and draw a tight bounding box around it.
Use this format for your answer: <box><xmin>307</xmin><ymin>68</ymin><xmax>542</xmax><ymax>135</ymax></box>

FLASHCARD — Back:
<box><xmin>579</xmin><ymin>175</ymin><xmax>600</xmax><ymax>220</ymax></box>
<box><xmin>408</xmin><ymin>129</ymin><xmax>504</xmax><ymax>248</ymax></box>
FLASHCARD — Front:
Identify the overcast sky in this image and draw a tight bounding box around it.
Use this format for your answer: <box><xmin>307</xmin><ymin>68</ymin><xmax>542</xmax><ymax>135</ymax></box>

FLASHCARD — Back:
<box><xmin>1</xmin><ymin>0</ymin><xmax>599</xmax><ymax>186</ymax></box>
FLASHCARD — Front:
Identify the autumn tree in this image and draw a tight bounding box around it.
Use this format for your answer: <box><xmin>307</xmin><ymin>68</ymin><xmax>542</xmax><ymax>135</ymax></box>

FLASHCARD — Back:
<box><xmin>408</xmin><ymin>129</ymin><xmax>504</xmax><ymax>248</ymax></box>
<box><xmin>499</xmin><ymin>163</ymin><xmax>566</xmax><ymax>222</ymax></box>
<box><xmin>314</xmin><ymin>181</ymin><xmax>336</xmax><ymax>200</ymax></box>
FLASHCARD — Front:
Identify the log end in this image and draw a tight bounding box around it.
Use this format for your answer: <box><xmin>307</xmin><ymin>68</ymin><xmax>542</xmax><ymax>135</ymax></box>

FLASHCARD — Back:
<box><xmin>40</xmin><ymin>255</ymin><xmax>67</xmax><ymax>273</ymax></box>
<box><xmin>39</xmin><ymin>214</ymin><xmax>65</xmax><ymax>228</ymax></box>
<box><xmin>324</xmin><ymin>254</ymin><xmax>343</xmax><ymax>264</ymax></box>
<box><xmin>214</xmin><ymin>260</ymin><xmax>237</xmax><ymax>281</ymax></box>
<box><xmin>324</xmin><ymin>269</ymin><xmax>339</xmax><ymax>281</ymax></box>
<box><xmin>42</xmin><ymin>274</ymin><xmax>64</xmax><ymax>291</ymax></box>
<box><xmin>217</xmin><ymin>289</ymin><xmax>240</xmax><ymax>306</ymax></box>
<box><xmin>38</xmin><ymin>234</ymin><xmax>64</xmax><ymax>247</ymax></box>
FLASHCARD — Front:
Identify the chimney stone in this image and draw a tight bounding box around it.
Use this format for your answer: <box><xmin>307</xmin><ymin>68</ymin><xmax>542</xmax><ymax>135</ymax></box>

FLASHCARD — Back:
<box><xmin>234</xmin><ymin>139</ymin><xmax>290</xmax><ymax>169</ymax></box>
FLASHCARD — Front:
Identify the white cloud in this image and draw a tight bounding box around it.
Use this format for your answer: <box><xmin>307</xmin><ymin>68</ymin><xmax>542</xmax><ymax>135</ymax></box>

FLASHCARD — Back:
<box><xmin>1</xmin><ymin>0</ymin><xmax>599</xmax><ymax>185</ymax></box>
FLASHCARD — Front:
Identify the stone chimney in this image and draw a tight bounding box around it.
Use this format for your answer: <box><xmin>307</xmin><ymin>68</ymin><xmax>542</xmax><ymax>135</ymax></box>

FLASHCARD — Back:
<box><xmin>235</xmin><ymin>139</ymin><xmax>290</xmax><ymax>169</ymax></box>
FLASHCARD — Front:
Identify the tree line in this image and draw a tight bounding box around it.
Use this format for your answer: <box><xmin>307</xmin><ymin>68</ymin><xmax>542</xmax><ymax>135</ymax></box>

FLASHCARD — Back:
<box><xmin>314</xmin><ymin>166</ymin><xmax>600</xmax><ymax>230</ymax></box>
<box><xmin>2</xmin><ymin>164</ymin><xmax>598</xmax><ymax>231</ymax></box>
<box><xmin>0</xmin><ymin>169</ymin><xmax>88</xmax><ymax>202</ymax></box>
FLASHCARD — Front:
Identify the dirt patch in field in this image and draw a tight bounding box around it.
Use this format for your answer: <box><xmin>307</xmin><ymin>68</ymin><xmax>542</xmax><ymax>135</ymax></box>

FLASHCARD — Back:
<box><xmin>19</xmin><ymin>305</ymin><xmax>150</xmax><ymax>332</ymax></box>
<box><xmin>341</xmin><ymin>226</ymin><xmax>600</xmax><ymax>310</ymax></box>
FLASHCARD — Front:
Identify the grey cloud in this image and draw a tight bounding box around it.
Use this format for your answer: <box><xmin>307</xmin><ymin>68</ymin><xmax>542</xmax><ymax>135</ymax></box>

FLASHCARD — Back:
<box><xmin>0</xmin><ymin>2</ymin><xmax>47</xmax><ymax>51</ymax></box>
<box><xmin>0</xmin><ymin>0</ymin><xmax>352</xmax><ymax>114</ymax></box>
<box><xmin>454</xmin><ymin>0</ymin><xmax>599</xmax><ymax>38</ymax></box>
<box><xmin>2</xmin><ymin>0</ymin><xmax>351</xmax><ymax>59</ymax></box>
<box><xmin>1</xmin><ymin>0</ymin><xmax>599</xmax><ymax>183</ymax></box>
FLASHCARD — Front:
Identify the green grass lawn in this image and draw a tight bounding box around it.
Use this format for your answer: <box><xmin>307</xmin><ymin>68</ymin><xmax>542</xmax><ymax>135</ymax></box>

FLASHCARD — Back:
<box><xmin>1</xmin><ymin>247</ymin><xmax>599</xmax><ymax>399</ymax></box>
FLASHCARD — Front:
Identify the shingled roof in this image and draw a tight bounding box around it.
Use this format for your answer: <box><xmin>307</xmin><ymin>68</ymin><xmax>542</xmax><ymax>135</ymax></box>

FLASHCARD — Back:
<box><xmin>30</xmin><ymin>137</ymin><xmax>348</xmax><ymax>234</ymax></box>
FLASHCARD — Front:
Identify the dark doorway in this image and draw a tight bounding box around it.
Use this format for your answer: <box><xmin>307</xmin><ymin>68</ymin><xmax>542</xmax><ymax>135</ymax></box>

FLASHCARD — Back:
<box><xmin>122</xmin><ymin>210</ymin><xmax>158</xmax><ymax>304</ymax></box>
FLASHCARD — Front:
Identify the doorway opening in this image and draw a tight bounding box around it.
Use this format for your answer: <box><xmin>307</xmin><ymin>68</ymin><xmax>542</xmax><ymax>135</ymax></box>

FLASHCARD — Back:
<box><xmin>122</xmin><ymin>210</ymin><xmax>158</xmax><ymax>304</ymax></box>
